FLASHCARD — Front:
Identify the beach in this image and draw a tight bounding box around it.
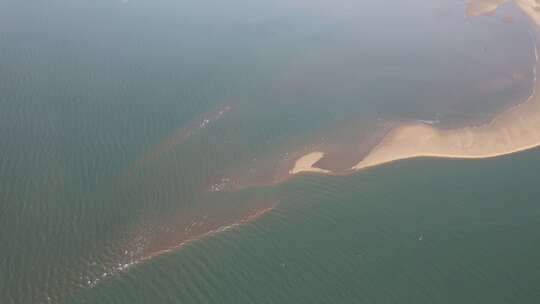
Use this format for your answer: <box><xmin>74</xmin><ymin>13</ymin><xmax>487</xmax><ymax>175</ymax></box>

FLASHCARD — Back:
<box><xmin>290</xmin><ymin>0</ymin><xmax>540</xmax><ymax>175</ymax></box>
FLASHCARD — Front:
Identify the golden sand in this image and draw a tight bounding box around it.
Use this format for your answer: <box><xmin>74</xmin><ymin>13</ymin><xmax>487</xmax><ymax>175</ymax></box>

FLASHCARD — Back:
<box><xmin>350</xmin><ymin>0</ymin><xmax>540</xmax><ymax>171</ymax></box>
<box><xmin>289</xmin><ymin>0</ymin><xmax>540</xmax><ymax>176</ymax></box>
<box><xmin>289</xmin><ymin>152</ymin><xmax>331</xmax><ymax>174</ymax></box>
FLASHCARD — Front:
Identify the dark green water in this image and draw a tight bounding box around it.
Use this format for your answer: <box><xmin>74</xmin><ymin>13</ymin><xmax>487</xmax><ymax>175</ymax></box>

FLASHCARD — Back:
<box><xmin>71</xmin><ymin>148</ymin><xmax>540</xmax><ymax>303</ymax></box>
<box><xmin>1</xmin><ymin>0</ymin><xmax>539</xmax><ymax>303</ymax></box>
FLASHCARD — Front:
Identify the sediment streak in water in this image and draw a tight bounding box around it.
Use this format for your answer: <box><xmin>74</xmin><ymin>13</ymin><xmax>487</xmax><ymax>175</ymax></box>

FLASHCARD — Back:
<box><xmin>83</xmin><ymin>204</ymin><xmax>276</xmax><ymax>291</ymax></box>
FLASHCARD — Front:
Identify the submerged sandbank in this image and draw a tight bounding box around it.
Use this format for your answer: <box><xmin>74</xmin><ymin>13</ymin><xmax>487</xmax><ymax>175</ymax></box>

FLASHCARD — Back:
<box><xmin>292</xmin><ymin>0</ymin><xmax>540</xmax><ymax>175</ymax></box>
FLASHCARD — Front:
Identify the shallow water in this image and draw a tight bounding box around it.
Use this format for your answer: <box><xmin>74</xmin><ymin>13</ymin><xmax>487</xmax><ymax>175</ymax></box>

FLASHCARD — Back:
<box><xmin>0</xmin><ymin>0</ymin><xmax>537</xmax><ymax>303</ymax></box>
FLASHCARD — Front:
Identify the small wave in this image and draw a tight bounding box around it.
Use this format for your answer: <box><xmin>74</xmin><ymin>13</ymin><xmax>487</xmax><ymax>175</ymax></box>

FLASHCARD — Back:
<box><xmin>81</xmin><ymin>203</ymin><xmax>276</xmax><ymax>290</ymax></box>
<box><xmin>130</xmin><ymin>105</ymin><xmax>232</xmax><ymax>170</ymax></box>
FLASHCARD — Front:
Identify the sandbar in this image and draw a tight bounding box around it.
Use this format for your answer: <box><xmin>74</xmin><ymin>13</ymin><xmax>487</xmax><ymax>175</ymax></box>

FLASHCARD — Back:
<box><xmin>289</xmin><ymin>152</ymin><xmax>331</xmax><ymax>174</ymax></box>
<box><xmin>289</xmin><ymin>0</ymin><xmax>540</xmax><ymax>176</ymax></box>
<box><xmin>350</xmin><ymin>0</ymin><xmax>540</xmax><ymax>170</ymax></box>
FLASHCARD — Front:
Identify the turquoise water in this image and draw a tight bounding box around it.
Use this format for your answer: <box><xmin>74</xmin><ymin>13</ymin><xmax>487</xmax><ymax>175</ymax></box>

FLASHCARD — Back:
<box><xmin>1</xmin><ymin>0</ymin><xmax>539</xmax><ymax>303</ymax></box>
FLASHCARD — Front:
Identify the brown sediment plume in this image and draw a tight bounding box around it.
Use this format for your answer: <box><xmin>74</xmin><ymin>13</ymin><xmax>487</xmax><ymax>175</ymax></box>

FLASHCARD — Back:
<box><xmin>79</xmin><ymin>1</ymin><xmax>540</xmax><ymax>295</ymax></box>
<box><xmin>502</xmin><ymin>14</ymin><xmax>515</xmax><ymax>23</ymax></box>
<box><xmin>349</xmin><ymin>0</ymin><xmax>540</xmax><ymax>171</ymax></box>
<box><xmin>313</xmin><ymin>120</ymin><xmax>397</xmax><ymax>171</ymax></box>
<box><xmin>222</xmin><ymin>142</ymin><xmax>332</xmax><ymax>191</ymax></box>
<box><xmin>137</xmin><ymin>202</ymin><xmax>277</xmax><ymax>262</ymax></box>
<box><xmin>131</xmin><ymin>193</ymin><xmax>279</xmax><ymax>262</ymax></box>
<box><xmin>86</xmin><ymin>201</ymin><xmax>277</xmax><ymax>289</ymax></box>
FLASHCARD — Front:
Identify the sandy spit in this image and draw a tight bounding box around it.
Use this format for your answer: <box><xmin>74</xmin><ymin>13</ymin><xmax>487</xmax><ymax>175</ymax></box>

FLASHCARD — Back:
<box><xmin>289</xmin><ymin>152</ymin><xmax>331</xmax><ymax>174</ymax></box>
<box><xmin>290</xmin><ymin>0</ymin><xmax>540</xmax><ymax>175</ymax></box>
<box><xmin>351</xmin><ymin>0</ymin><xmax>540</xmax><ymax>170</ymax></box>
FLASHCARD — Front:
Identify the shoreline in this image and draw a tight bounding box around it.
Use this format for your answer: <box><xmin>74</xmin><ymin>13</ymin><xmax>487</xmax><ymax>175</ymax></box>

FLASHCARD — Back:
<box><xmin>289</xmin><ymin>152</ymin><xmax>331</xmax><ymax>174</ymax></box>
<box><xmin>290</xmin><ymin>0</ymin><xmax>540</xmax><ymax>175</ymax></box>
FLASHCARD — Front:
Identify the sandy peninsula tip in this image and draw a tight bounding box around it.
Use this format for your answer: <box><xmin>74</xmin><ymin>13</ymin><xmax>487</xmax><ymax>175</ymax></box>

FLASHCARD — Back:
<box><xmin>289</xmin><ymin>152</ymin><xmax>331</xmax><ymax>175</ymax></box>
<box><xmin>351</xmin><ymin>0</ymin><xmax>540</xmax><ymax>171</ymax></box>
<box><xmin>285</xmin><ymin>0</ymin><xmax>540</xmax><ymax>178</ymax></box>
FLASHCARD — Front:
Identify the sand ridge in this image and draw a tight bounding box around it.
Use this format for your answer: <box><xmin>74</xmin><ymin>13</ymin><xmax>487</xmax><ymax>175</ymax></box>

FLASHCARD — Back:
<box><xmin>291</xmin><ymin>0</ymin><xmax>540</xmax><ymax>175</ymax></box>
<box><xmin>350</xmin><ymin>0</ymin><xmax>540</xmax><ymax>170</ymax></box>
<box><xmin>289</xmin><ymin>152</ymin><xmax>331</xmax><ymax>174</ymax></box>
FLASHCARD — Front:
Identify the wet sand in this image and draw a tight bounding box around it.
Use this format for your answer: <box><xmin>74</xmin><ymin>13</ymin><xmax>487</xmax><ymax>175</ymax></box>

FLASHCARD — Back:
<box><xmin>351</xmin><ymin>0</ymin><xmax>540</xmax><ymax>170</ymax></box>
<box><xmin>290</xmin><ymin>0</ymin><xmax>540</xmax><ymax>175</ymax></box>
<box><xmin>130</xmin><ymin>105</ymin><xmax>232</xmax><ymax>172</ymax></box>
<box><xmin>289</xmin><ymin>152</ymin><xmax>331</xmax><ymax>174</ymax></box>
